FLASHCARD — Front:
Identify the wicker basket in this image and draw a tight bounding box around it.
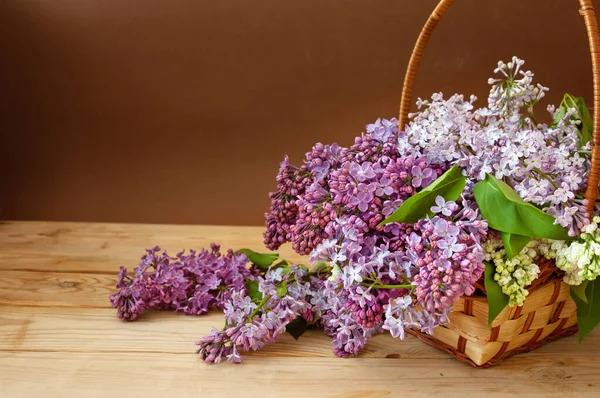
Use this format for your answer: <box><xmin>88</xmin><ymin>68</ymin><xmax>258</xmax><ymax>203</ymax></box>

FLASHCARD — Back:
<box><xmin>399</xmin><ymin>0</ymin><xmax>600</xmax><ymax>367</ymax></box>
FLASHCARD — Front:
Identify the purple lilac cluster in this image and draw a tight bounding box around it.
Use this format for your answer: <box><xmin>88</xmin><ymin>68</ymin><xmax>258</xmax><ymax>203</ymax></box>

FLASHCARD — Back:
<box><xmin>197</xmin><ymin>265</ymin><xmax>328</xmax><ymax>363</ymax></box>
<box><xmin>261</xmin><ymin>115</ymin><xmax>492</xmax><ymax>357</ymax></box>
<box><xmin>110</xmin><ymin>245</ymin><xmax>256</xmax><ymax>321</ymax></box>
<box><xmin>264</xmin><ymin>118</ymin><xmax>443</xmax><ymax>255</ymax></box>
<box><xmin>310</xmin><ymin>197</ymin><xmax>487</xmax><ymax>357</ymax></box>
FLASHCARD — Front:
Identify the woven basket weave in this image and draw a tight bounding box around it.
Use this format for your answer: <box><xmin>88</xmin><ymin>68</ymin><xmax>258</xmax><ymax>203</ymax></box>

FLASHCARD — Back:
<box><xmin>399</xmin><ymin>0</ymin><xmax>600</xmax><ymax>367</ymax></box>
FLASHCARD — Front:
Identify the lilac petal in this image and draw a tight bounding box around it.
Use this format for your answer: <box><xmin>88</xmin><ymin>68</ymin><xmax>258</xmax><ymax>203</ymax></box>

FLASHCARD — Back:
<box><xmin>441</xmin><ymin>208</ymin><xmax>453</xmax><ymax>217</ymax></box>
<box><xmin>437</xmin><ymin>239</ymin><xmax>449</xmax><ymax>250</ymax></box>
<box><xmin>446</xmin><ymin>225</ymin><xmax>460</xmax><ymax>237</ymax></box>
<box><xmin>435</xmin><ymin>196</ymin><xmax>446</xmax><ymax>207</ymax></box>
<box><xmin>453</xmin><ymin>243</ymin><xmax>465</xmax><ymax>252</ymax></box>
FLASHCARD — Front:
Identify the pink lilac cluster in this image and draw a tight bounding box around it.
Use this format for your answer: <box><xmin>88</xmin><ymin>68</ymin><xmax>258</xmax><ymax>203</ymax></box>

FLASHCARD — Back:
<box><xmin>409</xmin><ymin>195</ymin><xmax>488</xmax><ymax>311</ymax></box>
<box><xmin>197</xmin><ymin>265</ymin><xmax>328</xmax><ymax>363</ymax></box>
<box><xmin>264</xmin><ymin>118</ymin><xmax>443</xmax><ymax>255</ymax></box>
<box><xmin>402</xmin><ymin>56</ymin><xmax>591</xmax><ymax>235</ymax></box>
<box><xmin>110</xmin><ymin>245</ymin><xmax>256</xmax><ymax>321</ymax></box>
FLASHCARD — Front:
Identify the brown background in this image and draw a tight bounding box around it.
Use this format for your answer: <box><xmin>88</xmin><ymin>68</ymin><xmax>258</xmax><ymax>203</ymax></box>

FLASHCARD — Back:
<box><xmin>0</xmin><ymin>0</ymin><xmax>596</xmax><ymax>226</ymax></box>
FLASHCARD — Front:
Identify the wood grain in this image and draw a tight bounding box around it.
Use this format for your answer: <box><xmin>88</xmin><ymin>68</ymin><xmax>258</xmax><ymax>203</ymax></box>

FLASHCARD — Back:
<box><xmin>0</xmin><ymin>270</ymin><xmax>114</xmax><ymax>308</ymax></box>
<box><xmin>2</xmin><ymin>351</ymin><xmax>599</xmax><ymax>398</ymax></box>
<box><xmin>0</xmin><ymin>221</ymin><xmax>306</xmax><ymax>273</ymax></box>
<box><xmin>1</xmin><ymin>221</ymin><xmax>599</xmax><ymax>397</ymax></box>
<box><xmin>0</xmin><ymin>306</ymin><xmax>451</xmax><ymax>359</ymax></box>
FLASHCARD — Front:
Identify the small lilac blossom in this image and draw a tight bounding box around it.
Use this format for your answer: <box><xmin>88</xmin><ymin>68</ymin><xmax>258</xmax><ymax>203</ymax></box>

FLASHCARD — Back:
<box><xmin>411</xmin><ymin>165</ymin><xmax>434</xmax><ymax>188</ymax></box>
<box><xmin>350</xmin><ymin>183</ymin><xmax>377</xmax><ymax>212</ymax></box>
<box><xmin>433</xmin><ymin>218</ymin><xmax>460</xmax><ymax>238</ymax></box>
<box><xmin>350</xmin><ymin>162</ymin><xmax>376</xmax><ymax>182</ymax></box>
<box><xmin>437</xmin><ymin>236</ymin><xmax>466</xmax><ymax>258</ymax></box>
<box><xmin>431</xmin><ymin>196</ymin><xmax>455</xmax><ymax>217</ymax></box>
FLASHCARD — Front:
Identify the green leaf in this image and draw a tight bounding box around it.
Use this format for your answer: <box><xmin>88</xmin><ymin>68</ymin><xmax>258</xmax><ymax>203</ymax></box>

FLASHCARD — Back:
<box><xmin>500</xmin><ymin>232</ymin><xmax>532</xmax><ymax>260</ymax></box>
<box><xmin>552</xmin><ymin>105</ymin><xmax>567</xmax><ymax>128</ymax></box>
<box><xmin>576</xmin><ymin>96</ymin><xmax>593</xmax><ymax>147</ymax></box>
<box><xmin>245</xmin><ymin>280</ymin><xmax>263</xmax><ymax>302</ymax></box>
<box><xmin>484</xmin><ymin>262</ymin><xmax>509</xmax><ymax>325</ymax></box>
<box><xmin>276</xmin><ymin>281</ymin><xmax>288</xmax><ymax>298</ymax></box>
<box><xmin>553</xmin><ymin>94</ymin><xmax>593</xmax><ymax>148</ymax></box>
<box><xmin>237</xmin><ymin>249</ymin><xmax>279</xmax><ymax>270</ymax></box>
<box><xmin>571</xmin><ymin>278</ymin><xmax>600</xmax><ymax>342</ymax></box>
<box><xmin>571</xmin><ymin>281</ymin><xmax>589</xmax><ymax>304</ymax></box>
<box><xmin>285</xmin><ymin>316</ymin><xmax>309</xmax><ymax>340</ymax></box>
<box><xmin>380</xmin><ymin>165</ymin><xmax>466</xmax><ymax>225</ymax></box>
<box><xmin>473</xmin><ymin>174</ymin><xmax>570</xmax><ymax>240</ymax></box>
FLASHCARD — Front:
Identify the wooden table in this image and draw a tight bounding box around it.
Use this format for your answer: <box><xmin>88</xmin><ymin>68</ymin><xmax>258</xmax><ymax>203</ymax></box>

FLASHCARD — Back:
<box><xmin>1</xmin><ymin>221</ymin><xmax>599</xmax><ymax>397</ymax></box>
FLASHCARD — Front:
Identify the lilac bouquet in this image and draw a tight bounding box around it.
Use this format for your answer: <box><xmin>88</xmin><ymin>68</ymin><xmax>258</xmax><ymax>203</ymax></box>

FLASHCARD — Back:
<box><xmin>111</xmin><ymin>57</ymin><xmax>600</xmax><ymax>363</ymax></box>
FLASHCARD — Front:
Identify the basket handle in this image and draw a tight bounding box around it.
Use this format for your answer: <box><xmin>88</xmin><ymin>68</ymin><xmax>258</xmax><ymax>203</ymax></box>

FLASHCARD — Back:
<box><xmin>398</xmin><ymin>0</ymin><xmax>600</xmax><ymax>215</ymax></box>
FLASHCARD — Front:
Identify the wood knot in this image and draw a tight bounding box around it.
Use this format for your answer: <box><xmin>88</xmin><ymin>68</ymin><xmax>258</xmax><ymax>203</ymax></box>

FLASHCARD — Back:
<box><xmin>385</xmin><ymin>353</ymin><xmax>400</xmax><ymax>359</ymax></box>
<box><xmin>58</xmin><ymin>280</ymin><xmax>79</xmax><ymax>288</ymax></box>
<box><xmin>38</xmin><ymin>228</ymin><xmax>71</xmax><ymax>238</ymax></box>
<box><xmin>529</xmin><ymin>367</ymin><xmax>568</xmax><ymax>382</ymax></box>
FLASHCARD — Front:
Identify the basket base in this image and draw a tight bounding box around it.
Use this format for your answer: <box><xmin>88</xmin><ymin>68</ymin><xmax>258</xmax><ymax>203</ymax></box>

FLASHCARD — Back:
<box><xmin>406</xmin><ymin>325</ymin><xmax>578</xmax><ymax>368</ymax></box>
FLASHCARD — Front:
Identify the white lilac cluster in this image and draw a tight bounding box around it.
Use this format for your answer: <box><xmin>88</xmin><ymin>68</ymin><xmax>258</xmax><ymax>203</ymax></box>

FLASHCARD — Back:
<box><xmin>555</xmin><ymin>216</ymin><xmax>600</xmax><ymax>285</ymax></box>
<box><xmin>402</xmin><ymin>56</ymin><xmax>591</xmax><ymax>236</ymax></box>
<box><xmin>484</xmin><ymin>238</ymin><xmax>559</xmax><ymax>306</ymax></box>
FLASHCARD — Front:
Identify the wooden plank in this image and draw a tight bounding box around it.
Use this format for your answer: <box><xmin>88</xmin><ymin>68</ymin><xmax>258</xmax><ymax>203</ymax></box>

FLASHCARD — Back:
<box><xmin>2</xmin><ymin>351</ymin><xmax>599</xmax><ymax>398</ymax></box>
<box><xmin>0</xmin><ymin>306</ymin><xmax>449</xmax><ymax>359</ymax></box>
<box><xmin>0</xmin><ymin>270</ymin><xmax>114</xmax><ymax>308</ymax></box>
<box><xmin>0</xmin><ymin>221</ymin><xmax>305</xmax><ymax>273</ymax></box>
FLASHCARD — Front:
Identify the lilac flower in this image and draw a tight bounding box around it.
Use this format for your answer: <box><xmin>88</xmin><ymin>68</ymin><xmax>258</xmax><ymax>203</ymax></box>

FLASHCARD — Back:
<box><xmin>434</xmin><ymin>258</ymin><xmax>451</xmax><ymax>271</ymax></box>
<box><xmin>431</xmin><ymin>196</ymin><xmax>455</xmax><ymax>216</ymax></box>
<box><xmin>343</xmin><ymin>265</ymin><xmax>363</xmax><ymax>287</ymax></box>
<box><xmin>411</xmin><ymin>166</ymin><xmax>434</xmax><ymax>187</ymax></box>
<box><xmin>349</xmin><ymin>162</ymin><xmax>376</xmax><ymax>182</ymax></box>
<box><xmin>437</xmin><ymin>237</ymin><xmax>466</xmax><ymax>258</ymax></box>
<box><xmin>268</xmin><ymin>267</ymin><xmax>284</xmax><ymax>283</ymax></box>
<box><xmin>349</xmin><ymin>183</ymin><xmax>377</xmax><ymax>212</ymax></box>
<box><xmin>433</xmin><ymin>218</ymin><xmax>460</xmax><ymax>238</ymax></box>
<box><xmin>329</xmin><ymin>250</ymin><xmax>347</xmax><ymax>266</ymax></box>
<box><xmin>382</xmin><ymin>199</ymin><xmax>403</xmax><ymax>217</ymax></box>
<box><xmin>376</xmin><ymin>176</ymin><xmax>394</xmax><ymax>197</ymax></box>
<box><xmin>366</xmin><ymin>118</ymin><xmax>399</xmax><ymax>142</ymax></box>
